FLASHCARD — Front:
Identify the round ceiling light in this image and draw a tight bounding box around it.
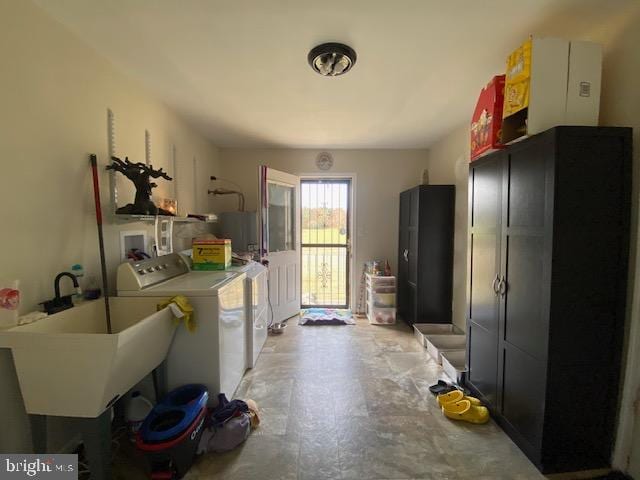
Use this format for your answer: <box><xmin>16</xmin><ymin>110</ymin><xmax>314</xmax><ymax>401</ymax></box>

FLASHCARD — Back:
<box><xmin>308</xmin><ymin>43</ymin><xmax>357</xmax><ymax>77</ymax></box>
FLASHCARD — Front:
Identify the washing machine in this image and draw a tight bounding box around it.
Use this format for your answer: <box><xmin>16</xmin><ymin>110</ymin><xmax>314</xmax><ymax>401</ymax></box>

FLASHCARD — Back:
<box><xmin>228</xmin><ymin>262</ymin><xmax>268</xmax><ymax>368</ymax></box>
<box><xmin>117</xmin><ymin>253</ymin><xmax>246</xmax><ymax>400</ymax></box>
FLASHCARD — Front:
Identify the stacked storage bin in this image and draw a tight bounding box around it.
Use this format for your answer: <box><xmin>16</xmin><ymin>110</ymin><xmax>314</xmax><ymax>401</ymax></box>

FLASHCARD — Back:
<box><xmin>365</xmin><ymin>273</ymin><xmax>396</xmax><ymax>325</ymax></box>
<box><xmin>413</xmin><ymin>324</ymin><xmax>466</xmax><ymax>383</ymax></box>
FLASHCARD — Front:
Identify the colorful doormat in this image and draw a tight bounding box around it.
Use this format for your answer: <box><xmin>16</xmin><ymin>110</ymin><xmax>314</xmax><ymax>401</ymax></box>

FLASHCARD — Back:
<box><xmin>299</xmin><ymin>308</ymin><xmax>355</xmax><ymax>325</ymax></box>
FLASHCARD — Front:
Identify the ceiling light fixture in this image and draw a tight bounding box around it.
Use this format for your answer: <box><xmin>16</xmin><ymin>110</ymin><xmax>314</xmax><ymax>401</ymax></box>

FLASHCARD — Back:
<box><xmin>308</xmin><ymin>42</ymin><xmax>357</xmax><ymax>77</ymax></box>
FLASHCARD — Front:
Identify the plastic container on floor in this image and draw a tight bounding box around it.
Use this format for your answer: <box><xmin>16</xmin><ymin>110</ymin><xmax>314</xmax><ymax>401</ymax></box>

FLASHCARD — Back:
<box><xmin>425</xmin><ymin>334</ymin><xmax>466</xmax><ymax>364</ymax></box>
<box><xmin>125</xmin><ymin>391</ymin><xmax>154</xmax><ymax>440</ymax></box>
<box><xmin>137</xmin><ymin>384</ymin><xmax>209</xmax><ymax>479</ymax></box>
<box><xmin>366</xmin><ymin>274</ymin><xmax>396</xmax><ymax>287</ymax></box>
<box><xmin>372</xmin><ymin>293</ymin><xmax>395</xmax><ymax>308</ymax></box>
<box><xmin>139</xmin><ymin>384</ymin><xmax>208</xmax><ymax>444</ymax></box>
<box><xmin>137</xmin><ymin>407</ymin><xmax>207</xmax><ymax>479</ymax></box>
<box><xmin>368</xmin><ymin>307</ymin><xmax>396</xmax><ymax>325</ymax></box>
<box><xmin>373</xmin><ymin>286</ymin><xmax>395</xmax><ymax>294</ymax></box>
<box><xmin>365</xmin><ymin>273</ymin><xmax>397</xmax><ymax>325</ymax></box>
<box><xmin>413</xmin><ymin>323</ymin><xmax>464</xmax><ymax>348</ymax></box>
<box><xmin>441</xmin><ymin>350</ymin><xmax>467</xmax><ymax>384</ymax></box>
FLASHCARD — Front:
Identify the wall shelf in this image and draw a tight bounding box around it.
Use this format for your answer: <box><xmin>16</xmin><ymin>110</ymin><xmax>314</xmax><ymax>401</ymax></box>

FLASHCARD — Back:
<box><xmin>112</xmin><ymin>214</ymin><xmax>217</xmax><ymax>224</ymax></box>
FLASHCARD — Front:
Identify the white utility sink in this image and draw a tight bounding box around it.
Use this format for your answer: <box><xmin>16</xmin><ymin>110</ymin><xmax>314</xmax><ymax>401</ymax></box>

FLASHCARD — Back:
<box><xmin>0</xmin><ymin>297</ymin><xmax>176</xmax><ymax>418</ymax></box>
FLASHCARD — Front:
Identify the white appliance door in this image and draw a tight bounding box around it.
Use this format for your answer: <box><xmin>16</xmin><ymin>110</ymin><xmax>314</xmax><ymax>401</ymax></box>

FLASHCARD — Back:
<box><xmin>252</xmin><ymin>268</ymin><xmax>268</xmax><ymax>366</ymax></box>
<box><xmin>259</xmin><ymin>166</ymin><xmax>301</xmax><ymax>323</ymax></box>
<box><xmin>219</xmin><ymin>279</ymin><xmax>246</xmax><ymax>397</ymax></box>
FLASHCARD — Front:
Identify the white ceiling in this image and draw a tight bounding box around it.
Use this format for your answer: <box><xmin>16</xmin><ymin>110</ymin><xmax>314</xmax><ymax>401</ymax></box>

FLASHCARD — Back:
<box><xmin>35</xmin><ymin>0</ymin><xmax>636</xmax><ymax>149</ymax></box>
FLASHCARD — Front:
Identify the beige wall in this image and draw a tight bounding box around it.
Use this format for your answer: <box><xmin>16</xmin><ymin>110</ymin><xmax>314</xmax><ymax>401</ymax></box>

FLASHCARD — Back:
<box><xmin>0</xmin><ymin>0</ymin><xmax>219</xmax><ymax>453</ymax></box>
<box><xmin>423</xmin><ymin>126</ymin><xmax>470</xmax><ymax>331</ymax></box>
<box><xmin>597</xmin><ymin>9</ymin><xmax>640</xmax><ymax>476</ymax></box>
<box><xmin>211</xmin><ymin>148</ymin><xmax>430</xmax><ymax>308</ymax></box>
<box><xmin>423</xmin><ymin>9</ymin><xmax>640</xmax><ymax>474</ymax></box>
<box><xmin>5</xmin><ymin>0</ymin><xmax>639</xmax><ymax>469</ymax></box>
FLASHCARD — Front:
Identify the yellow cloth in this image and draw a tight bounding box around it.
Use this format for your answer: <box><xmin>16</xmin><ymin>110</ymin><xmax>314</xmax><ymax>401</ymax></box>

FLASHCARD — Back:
<box><xmin>157</xmin><ymin>295</ymin><xmax>195</xmax><ymax>332</ymax></box>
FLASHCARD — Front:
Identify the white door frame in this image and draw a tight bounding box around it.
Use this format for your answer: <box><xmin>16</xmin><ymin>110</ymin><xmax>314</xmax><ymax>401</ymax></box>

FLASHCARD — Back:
<box><xmin>300</xmin><ymin>173</ymin><xmax>356</xmax><ymax>310</ymax></box>
<box><xmin>613</xmin><ymin>249</ymin><xmax>640</xmax><ymax>472</ymax></box>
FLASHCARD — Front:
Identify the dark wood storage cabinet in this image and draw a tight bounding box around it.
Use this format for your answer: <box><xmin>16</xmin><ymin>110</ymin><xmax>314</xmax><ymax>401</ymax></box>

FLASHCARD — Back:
<box><xmin>397</xmin><ymin>185</ymin><xmax>455</xmax><ymax>325</ymax></box>
<box><xmin>465</xmin><ymin>127</ymin><xmax>631</xmax><ymax>473</ymax></box>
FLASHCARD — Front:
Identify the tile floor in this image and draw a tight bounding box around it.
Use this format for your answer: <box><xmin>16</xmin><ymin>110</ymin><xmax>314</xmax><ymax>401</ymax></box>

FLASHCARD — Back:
<box><xmin>174</xmin><ymin>318</ymin><xmax>545</xmax><ymax>480</ymax></box>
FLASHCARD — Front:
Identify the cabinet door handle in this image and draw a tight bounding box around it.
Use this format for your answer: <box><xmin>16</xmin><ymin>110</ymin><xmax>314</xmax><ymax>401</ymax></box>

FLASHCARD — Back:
<box><xmin>403</xmin><ymin>249</ymin><xmax>409</xmax><ymax>262</ymax></box>
<box><xmin>492</xmin><ymin>274</ymin><xmax>500</xmax><ymax>295</ymax></box>
<box><xmin>499</xmin><ymin>275</ymin><xmax>507</xmax><ymax>297</ymax></box>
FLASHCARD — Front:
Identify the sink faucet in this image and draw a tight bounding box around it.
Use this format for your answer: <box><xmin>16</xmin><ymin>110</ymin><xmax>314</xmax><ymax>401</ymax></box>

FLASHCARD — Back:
<box><xmin>54</xmin><ymin>272</ymin><xmax>81</xmax><ymax>300</ymax></box>
<box><xmin>41</xmin><ymin>272</ymin><xmax>81</xmax><ymax>315</ymax></box>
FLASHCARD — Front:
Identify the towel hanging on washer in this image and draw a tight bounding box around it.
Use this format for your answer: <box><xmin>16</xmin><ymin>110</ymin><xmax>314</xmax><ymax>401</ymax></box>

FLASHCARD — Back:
<box><xmin>157</xmin><ymin>295</ymin><xmax>195</xmax><ymax>332</ymax></box>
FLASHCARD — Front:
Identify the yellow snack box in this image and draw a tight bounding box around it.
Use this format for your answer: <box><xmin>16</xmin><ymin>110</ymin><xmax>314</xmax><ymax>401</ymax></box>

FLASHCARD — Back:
<box><xmin>192</xmin><ymin>239</ymin><xmax>232</xmax><ymax>270</ymax></box>
<box><xmin>503</xmin><ymin>37</ymin><xmax>532</xmax><ymax>118</ymax></box>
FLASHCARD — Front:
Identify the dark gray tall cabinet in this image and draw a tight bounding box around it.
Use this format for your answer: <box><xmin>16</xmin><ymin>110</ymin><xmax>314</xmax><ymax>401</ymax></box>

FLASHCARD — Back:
<box><xmin>466</xmin><ymin>126</ymin><xmax>631</xmax><ymax>473</ymax></box>
<box><xmin>397</xmin><ymin>185</ymin><xmax>455</xmax><ymax>325</ymax></box>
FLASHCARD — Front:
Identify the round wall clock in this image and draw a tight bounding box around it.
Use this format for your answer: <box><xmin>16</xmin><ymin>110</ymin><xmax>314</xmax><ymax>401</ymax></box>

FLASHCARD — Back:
<box><xmin>316</xmin><ymin>151</ymin><xmax>333</xmax><ymax>171</ymax></box>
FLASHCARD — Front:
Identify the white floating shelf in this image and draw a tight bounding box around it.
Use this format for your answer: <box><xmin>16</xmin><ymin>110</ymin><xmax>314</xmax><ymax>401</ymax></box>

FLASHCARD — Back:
<box><xmin>112</xmin><ymin>214</ymin><xmax>217</xmax><ymax>224</ymax></box>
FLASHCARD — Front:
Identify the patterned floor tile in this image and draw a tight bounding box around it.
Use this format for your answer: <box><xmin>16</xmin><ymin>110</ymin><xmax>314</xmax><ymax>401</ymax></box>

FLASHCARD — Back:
<box><xmin>119</xmin><ymin>318</ymin><xmax>545</xmax><ymax>480</ymax></box>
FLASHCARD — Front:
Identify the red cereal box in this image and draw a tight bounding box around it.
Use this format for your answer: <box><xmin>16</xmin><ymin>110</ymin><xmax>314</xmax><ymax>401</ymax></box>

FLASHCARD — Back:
<box><xmin>470</xmin><ymin>75</ymin><xmax>505</xmax><ymax>161</ymax></box>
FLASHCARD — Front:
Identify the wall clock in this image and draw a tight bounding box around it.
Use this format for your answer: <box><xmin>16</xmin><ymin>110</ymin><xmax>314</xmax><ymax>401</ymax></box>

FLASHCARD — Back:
<box><xmin>316</xmin><ymin>151</ymin><xmax>333</xmax><ymax>171</ymax></box>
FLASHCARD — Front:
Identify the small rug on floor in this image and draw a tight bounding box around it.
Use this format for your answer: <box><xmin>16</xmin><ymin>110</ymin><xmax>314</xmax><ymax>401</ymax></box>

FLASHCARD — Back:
<box><xmin>299</xmin><ymin>308</ymin><xmax>355</xmax><ymax>325</ymax></box>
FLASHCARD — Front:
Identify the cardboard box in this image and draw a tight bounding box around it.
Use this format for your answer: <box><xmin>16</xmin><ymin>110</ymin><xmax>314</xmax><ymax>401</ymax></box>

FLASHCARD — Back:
<box><xmin>470</xmin><ymin>75</ymin><xmax>506</xmax><ymax>161</ymax></box>
<box><xmin>502</xmin><ymin>37</ymin><xmax>602</xmax><ymax>144</ymax></box>
<box><xmin>192</xmin><ymin>239</ymin><xmax>232</xmax><ymax>270</ymax></box>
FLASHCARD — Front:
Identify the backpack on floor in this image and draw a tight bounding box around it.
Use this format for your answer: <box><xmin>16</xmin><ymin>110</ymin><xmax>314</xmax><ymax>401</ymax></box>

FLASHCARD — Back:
<box><xmin>197</xmin><ymin>412</ymin><xmax>251</xmax><ymax>454</ymax></box>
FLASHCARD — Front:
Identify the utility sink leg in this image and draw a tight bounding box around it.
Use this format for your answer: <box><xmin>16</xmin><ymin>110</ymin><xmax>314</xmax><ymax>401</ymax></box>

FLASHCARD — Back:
<box><xmin>29</xmin><ymin>414</ymin><xmax>47</xmax><ymax>453</ymax></box>
<box><xmin>77</xmin><ymin>409</ymin><xmax>112</xmax><ymax>480</ymax></box>
<box><xmin>152</xmin><ymin>360</ymin><xmax>168</xmax><ymax>402</ymax></box>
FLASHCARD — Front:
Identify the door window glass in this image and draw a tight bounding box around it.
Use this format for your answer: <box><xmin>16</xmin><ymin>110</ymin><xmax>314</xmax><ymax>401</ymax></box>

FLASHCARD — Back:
<box><xmin>268</xmin><ymin>182</ymin><xmax>294</xmax><ymax>252</ymax></box>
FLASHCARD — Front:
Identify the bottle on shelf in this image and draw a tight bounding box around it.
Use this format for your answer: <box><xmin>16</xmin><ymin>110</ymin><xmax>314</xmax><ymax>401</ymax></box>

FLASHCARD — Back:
<box><xmin>384</xmin><ymin>260</ymin><xmax>392</xmax><ymax>276</ymax></box>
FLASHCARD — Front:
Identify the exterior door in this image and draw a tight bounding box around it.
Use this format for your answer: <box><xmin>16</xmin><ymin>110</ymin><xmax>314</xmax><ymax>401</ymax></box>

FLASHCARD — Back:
<box><xmin>300</xmin><ymin>179</ymin><xmax>351</xmax><ymax>308</ymax></box>
<box><xmin>259</xmin><ymin>166</ymin><xmax>301</xmax><ymax>322</ymax></box>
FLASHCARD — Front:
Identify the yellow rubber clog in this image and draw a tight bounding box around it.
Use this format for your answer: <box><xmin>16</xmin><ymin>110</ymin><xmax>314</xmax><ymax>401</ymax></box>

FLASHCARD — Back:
<box><xmin>436</xmin><ymin>390</ymin><xmax>482</xmax><ymax>407</ymax></box>
<box><xmin>442</xmin><ymin>399</ymin><xmax>490</xmax><ymax>424</ymax></box>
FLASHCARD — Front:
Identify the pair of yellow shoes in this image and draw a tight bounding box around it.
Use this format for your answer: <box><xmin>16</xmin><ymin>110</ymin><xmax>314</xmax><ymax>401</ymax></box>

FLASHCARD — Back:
<box><xmin>437</xmin><ymin>390</ymin><xmax>489</xmax><ymax>424</ymax></box>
